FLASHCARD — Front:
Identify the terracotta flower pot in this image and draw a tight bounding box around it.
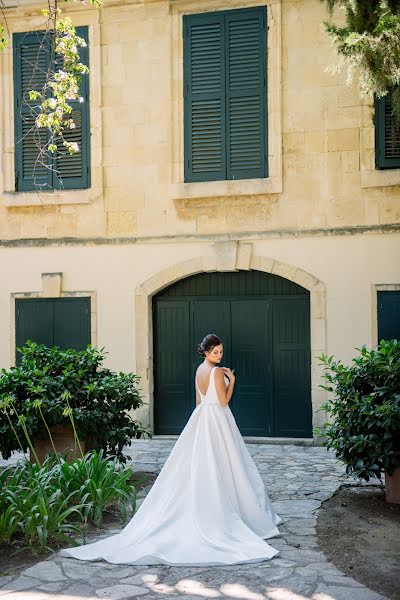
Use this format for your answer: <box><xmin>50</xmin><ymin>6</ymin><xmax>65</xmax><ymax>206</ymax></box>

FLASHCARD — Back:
<box><xmin>30</xmin><ymin>423</ymin><xmax>86</xmax><ymax>465</ymax></box>
<box><xmin>384</xmin><ymin>466</ymin><xmax>400</xmax><ymax>504</ymax></box>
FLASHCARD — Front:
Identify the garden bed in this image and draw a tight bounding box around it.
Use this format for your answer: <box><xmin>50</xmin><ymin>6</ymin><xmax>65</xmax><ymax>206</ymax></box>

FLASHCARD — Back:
<box><xmin>0</xmin><ymin>469</ymin><xmax>157</xmax><ymax>580</ymax></box>
<box><xmin>316</xmin><ymin>483</ymin><xmax>400</xmax><ymax>600</ymax></box>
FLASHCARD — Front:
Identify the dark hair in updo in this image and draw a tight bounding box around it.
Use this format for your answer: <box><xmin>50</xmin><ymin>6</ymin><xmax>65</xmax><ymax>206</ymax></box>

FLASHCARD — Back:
<box><xmin>197</xmin><ymin>333</ymin><xmax>223</xmax><ymax>357</ymax></box>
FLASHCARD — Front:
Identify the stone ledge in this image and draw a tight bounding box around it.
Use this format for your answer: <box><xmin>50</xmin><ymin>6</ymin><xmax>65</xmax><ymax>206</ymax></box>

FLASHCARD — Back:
<box><xmin>361</xmin><ymin>168</ymin><xmax>400</xmax><ymax>188</ymax></box>
<box><xmin>1</xmin><ymin>189</ymin><xmax>96</xmax><ymax>207</ymax></box>
<box><xmin>171</xmin><ymin>176</ymin><xmax>283</xmax><ymax>201</ymax></box>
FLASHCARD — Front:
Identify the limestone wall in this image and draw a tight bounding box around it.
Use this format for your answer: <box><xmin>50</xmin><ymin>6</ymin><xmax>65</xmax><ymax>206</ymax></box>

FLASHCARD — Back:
<box><xmin>0</xmin><ymin>0</ymin><xmax>399</xmax><ymax>240</ymax></box>
<box><xmin>0</xmin><ymin>234</ymin><xmax>399</xmax><ymax>431</ymax></box>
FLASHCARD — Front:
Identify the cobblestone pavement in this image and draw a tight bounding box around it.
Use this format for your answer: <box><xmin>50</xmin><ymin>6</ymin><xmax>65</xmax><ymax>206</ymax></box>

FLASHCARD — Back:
<box><xmin>0</xmin><ymin>439</ymin><xmax>388</xmax><ymax>600</ymax></box>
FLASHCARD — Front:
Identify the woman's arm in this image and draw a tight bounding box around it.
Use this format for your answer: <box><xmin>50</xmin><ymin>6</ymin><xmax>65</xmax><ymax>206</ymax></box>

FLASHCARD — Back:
<box><xmin>215</xmin><ymin>367</ymin><xmax>235</xmax><ymax>407</ymax></box>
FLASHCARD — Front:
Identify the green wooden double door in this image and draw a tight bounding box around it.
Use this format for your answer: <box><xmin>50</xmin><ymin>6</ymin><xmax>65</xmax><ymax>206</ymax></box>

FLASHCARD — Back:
<box><xmin>15</xmin><ymin>298</ymin><xmax>91</xmax><ymax>365</ymax></box>
<box><xmin>153</xmin><ymin>274</ymin><xmax>312</xmax><ymax>438</ymax></box>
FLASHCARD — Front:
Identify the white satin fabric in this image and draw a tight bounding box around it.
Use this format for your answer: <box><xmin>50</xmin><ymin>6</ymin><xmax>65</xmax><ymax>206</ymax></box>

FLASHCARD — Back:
<box><xmin>60</xmin><ymin>366</ymin><xmax>283</xmax><ymax>566</ymax></box>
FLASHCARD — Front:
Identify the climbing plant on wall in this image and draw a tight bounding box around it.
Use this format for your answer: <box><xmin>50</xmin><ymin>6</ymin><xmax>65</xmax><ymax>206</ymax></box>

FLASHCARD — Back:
<box><xmin>320</xmin><ymin>0</ymin><xmax>400</xmax><ymax>121</ymax></box>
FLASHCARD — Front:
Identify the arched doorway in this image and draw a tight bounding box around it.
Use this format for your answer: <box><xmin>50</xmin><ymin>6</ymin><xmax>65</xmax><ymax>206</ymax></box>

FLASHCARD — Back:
<box><xmin>153</xmin><ymin>270</ymin><xmax>312</xmax><ymax>438</ymax></box>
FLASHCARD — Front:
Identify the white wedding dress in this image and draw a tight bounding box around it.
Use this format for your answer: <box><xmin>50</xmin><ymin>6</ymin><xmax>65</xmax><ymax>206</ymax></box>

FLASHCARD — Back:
<box><xmin>60</xmin><ymin>366</ymin><xmax>283</xmax><ymax>566</ymax></box>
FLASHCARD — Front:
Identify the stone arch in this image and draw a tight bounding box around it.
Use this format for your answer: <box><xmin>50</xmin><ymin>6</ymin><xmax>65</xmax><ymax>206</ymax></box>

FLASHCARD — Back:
<box><xmin>134</xmin><ymin>246</ymin><xmax>326</xmax><ymax>439</ymax></box>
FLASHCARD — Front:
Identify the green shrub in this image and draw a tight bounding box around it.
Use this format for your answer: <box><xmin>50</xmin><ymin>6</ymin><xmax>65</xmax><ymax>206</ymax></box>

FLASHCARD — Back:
<box><xmin>0</xmin><ymin>449</ymin><xmax>137</xmax><ymax>552</ymax></box>
<box><xmin>0</xmin><ymin>341</ymin><xmax>152</xmax><ymax>463</ymax></box>
<box><xmin>315</xmin><ymin>339</ymin><xmax>400</xmax><ymax>482</ymax></box>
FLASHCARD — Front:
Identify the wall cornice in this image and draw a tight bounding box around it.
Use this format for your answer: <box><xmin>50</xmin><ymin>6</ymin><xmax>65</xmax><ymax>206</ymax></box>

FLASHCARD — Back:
<box><xmin>0</xmin><ymin>222</ymin><xmax>399</xmax><ymax>248</ymax></box>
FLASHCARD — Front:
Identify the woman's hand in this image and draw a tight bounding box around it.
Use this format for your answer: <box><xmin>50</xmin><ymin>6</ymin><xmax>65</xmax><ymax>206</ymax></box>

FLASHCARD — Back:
<box><xmin>221</xmin><ymin>367</ymin><xmax>235</xmax><ymax>383</ymax></box>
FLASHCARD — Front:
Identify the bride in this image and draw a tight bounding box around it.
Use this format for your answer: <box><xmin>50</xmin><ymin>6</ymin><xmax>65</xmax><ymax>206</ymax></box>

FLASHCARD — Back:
<box><xmin>60</xmin><ymin>333</ymin><xmax>283</xmax><ymax>566</ymax></box>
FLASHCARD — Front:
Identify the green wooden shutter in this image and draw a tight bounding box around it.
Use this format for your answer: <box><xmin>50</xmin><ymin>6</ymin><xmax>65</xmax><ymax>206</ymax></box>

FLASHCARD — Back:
<box><xmin>13</xmin><ymin>27</ymin><xmax>90</xmax><ymax>191</ymax></box>
<box><xmin>54</xmin><ymin>26</ymin><xmax>90</xmax><ymax>190</ymax></box>
<box><xmin>183</xmin><ymin>7</ymin><xmax>267</xmax><ymax>182</ymax></box>
<box><xmin>16</xmin><ymin>299</ymin><xmax>53</xmax><ymax>365</ymax></box>
<box><xmin>53</xmin><ymin>297</ymin><xmax>91</xmax><ymax>350</ymax></box>
<box><xmin>183</xmin><ymin>13</ymin><xmax>226</xmax><ymax>182</ymax></box>
<box><xmin>16</xmin><ymin>297</ymin><xmax>91</xmax><ymax>366</ymax></box>
<box><xmin>13</xmin><ymin>32</ymin><xmax>52</xmax><ymax>191</ymax></box>
<box><xmin>226</xmin><ymin>8</ymin><xmax>267</xmax><ymax>179</ymax></box>
<box><xmin>377</xmin><ymin>291</ymin><xmax>400</xmax><ymax>342</ymax></box>
<box><xmin>375</xmin><ymin>88</ymin><xmax>400</xmax><ymax>168</ymax></box>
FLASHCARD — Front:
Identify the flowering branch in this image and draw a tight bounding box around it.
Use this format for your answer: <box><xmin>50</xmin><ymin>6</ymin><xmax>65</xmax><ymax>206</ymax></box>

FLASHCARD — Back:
<box><xmin>320</xmin><ymin>0</ymin><xmax>400</xmax><ymax>121</ymax></box>
<box><xmin>0</xmin><ymin>0</ymin><xmax>102</xmax><ymax>186</ymax></box>
<box><xmin>29</xmin><ymin>7</ymin><xmax>89</xmax><ymax>155</ymax></box>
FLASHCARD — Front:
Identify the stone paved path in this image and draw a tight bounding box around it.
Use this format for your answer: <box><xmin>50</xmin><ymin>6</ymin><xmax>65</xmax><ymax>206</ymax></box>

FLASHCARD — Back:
<box><xmin>0</xmin><ymin>439</ymin><xmax>388</xmax><ymax>600</ymax></box>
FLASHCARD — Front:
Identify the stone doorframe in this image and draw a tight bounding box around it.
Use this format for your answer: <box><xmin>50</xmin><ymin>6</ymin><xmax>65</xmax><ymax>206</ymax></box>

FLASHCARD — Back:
<box><xmin>135</xmin><ymin>241</ymin><xmax>327</xmax><ymax>439</ymax></box>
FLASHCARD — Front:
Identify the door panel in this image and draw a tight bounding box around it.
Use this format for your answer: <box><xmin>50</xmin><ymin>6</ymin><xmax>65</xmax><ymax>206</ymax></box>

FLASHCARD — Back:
<box><xmin>231</xmin><ymin>299</ymin><xmax>271</xmax><ymax>435</ymax></box>
<box><xmin>16</xmin><ymin>299</ymin><xmax>53</xmax><ymax>364</ymax></box>
<box><xmin>272</xmin><ymin>298</ymin><xmax>312</xmax><ymax>437</ymax></box>
<box><xmin>378</xmin><ymin>291</ymin><xmax>400</xmax><ymax>341</ymax></box>
<box><xmin>154</xmin><ymin>301</ymin><xmax>191</xmax><ymax>434</ymax></box>
<box><xmin>53</xmin><ymin>298</ymin><xmax>91</xmax><ymax>351</ymax></box>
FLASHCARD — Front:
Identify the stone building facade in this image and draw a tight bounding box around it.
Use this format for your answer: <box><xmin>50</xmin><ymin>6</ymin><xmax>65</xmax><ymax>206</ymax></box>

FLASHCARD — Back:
<box><xmin>0</xmin><ymin>0</ymin><xmax>399</xmax><ymax>441</ymax></box>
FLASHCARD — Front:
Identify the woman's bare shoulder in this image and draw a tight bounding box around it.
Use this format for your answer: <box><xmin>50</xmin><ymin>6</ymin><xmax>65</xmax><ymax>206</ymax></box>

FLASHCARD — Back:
<box><xmin>214</xmin><ymin>367</ymin><xmax>224</xmax><ymax>379</ymax></box>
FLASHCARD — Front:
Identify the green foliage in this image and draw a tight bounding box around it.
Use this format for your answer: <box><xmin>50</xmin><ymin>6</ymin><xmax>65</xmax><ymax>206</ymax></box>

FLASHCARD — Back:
<box><xmin>315</xmin><ymin>339</ymin><xmax>400</xmax><ymax>482</ymax></box>
<box><xmin>52</xmin><ymin>449</ymin><xmax>137</xmax><ymax>527</ymax></box>
<box><xmin>35</xmin><ymin>13</ymin><xmax>89</xmax><ymax>156</ymax></box>
<box><xmin>320</xmin><ymin>0</ymin><xmax>400</xmax><ymax>120</ymax></box>
<box><xmin>0</xmin><ymin>449</ymin><xmax>136</xmax><ymax>552</ymax></box>
<box><xmin>0</xmin><ymin>23</ymin><xmax>7</xmax><ymax>50</ymax></box>
<box><xmin>0</xmin><ymin>340</ymin><xmax>152</xmax><ymax>463</ymax></box>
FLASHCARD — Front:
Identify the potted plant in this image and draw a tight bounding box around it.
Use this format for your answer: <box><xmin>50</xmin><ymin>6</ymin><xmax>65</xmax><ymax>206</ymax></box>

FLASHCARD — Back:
<box><xmin>314</xmin><ymin>339</ymin><xmax>400</xmax><ymax>504</ymax></box>
<box><xmin>0</xmin><ymin>341</ymin><xmax>152</xmax><ymax>465</ymax></box>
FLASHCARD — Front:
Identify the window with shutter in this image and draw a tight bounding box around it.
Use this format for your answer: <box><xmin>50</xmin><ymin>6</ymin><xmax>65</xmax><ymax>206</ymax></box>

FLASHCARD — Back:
<box><xmin>375</xmin><ymin>88</ymin><xmax>400</xmax><ymax>169</ymax></box>
<box><xmin>13</xmin><ymin>26</ymin><xmax>90</xmax><ymax>191</ymax></box>
<box><xmin>15</xmin><ymin>297</ymin><xmax>91</xmax><ymax>366</ymax></box>
<box><xmin>183</xmin><ymin>6</ymin><xmax>267</xmax><ymax>183</ymax></box>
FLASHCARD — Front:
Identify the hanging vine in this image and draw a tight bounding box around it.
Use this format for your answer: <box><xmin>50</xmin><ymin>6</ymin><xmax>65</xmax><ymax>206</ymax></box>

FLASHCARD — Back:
<box><xmin>320</xmin><ymin>0</ymin><xmax>400</xmax><ymax>121</ymax></box>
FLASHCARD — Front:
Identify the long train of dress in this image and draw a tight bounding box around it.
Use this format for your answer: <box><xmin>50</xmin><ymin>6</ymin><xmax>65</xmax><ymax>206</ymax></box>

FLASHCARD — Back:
<box><xmin>60</xmin><ymin>366</ymin><xmax>283</xmax><ymax>566</ymax></box>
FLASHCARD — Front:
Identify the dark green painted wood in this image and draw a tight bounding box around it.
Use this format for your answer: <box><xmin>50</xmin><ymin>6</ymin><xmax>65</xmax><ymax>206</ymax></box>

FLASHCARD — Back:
<box><xmin>272</xmin><ymin>297</ymin><xmax>312</xmax><ymax>437</ymax></box>
<box><xmin>54</xmin><ymin>26</ymin><xmax>90</xmax><ymax>190</ymax></box>
<box><xmin>154</xmin><ymin>301</ymin><xmax>191</xmax><ymax>434</ymax></box>
<box><xmin>53</xmin><ymin>297</ymin><xmax>91</xmax><ymax>351</ymax></box>
<box><xmin>13</xmin><ymin>31</ymin><xmax>52</xmax><ymax>191</ymax></box>
<box><xmin>15</xmin><ymin>297</ymin><xmax>91</xmax><ymax>365</ymax></box>
<box><xmin>13</xmin><ymin>27</ymin><xmax>90</xmax><ymax>191</ymax></box>
<box><xmin>153</xmin><ymin>271</ymin><xmax>311</xmax><ymax>438</ymax></box>
<box><xmin>226</xmin><ymin>7</ymin><xmax>267</xmax><ymax>179</ymax></box>
<box><xmin>377</xmin><ymin>291</ymin><xmax>400</xmax><ymax>341</ymax></box>
<box><xmin>375</xmin><ymin>89</ymin><xmax>400</xmax><ymax>169</ymax></box>
<box><xmin>231</xmin><ymin>299</ymin><xmax>272</xmax><ymax>435</ymax></box>
<box><xmin>183</xmin><ymin>6</ymin><xmax>267</xmax><ymax>182</ymax></box>
<box><xmin>183</xmin><ymin>12</ymin><xmax>226</xmax><ymax>182</ymax></box>
<box><xmin>15</xmin><ymin>299</ymin><xmax>53</xmax><ymax>364</ymax></box>
<box><xmin>157</xmin><ymin>270</ymin><xmax>307</xmax><ymax>298</ymax></box>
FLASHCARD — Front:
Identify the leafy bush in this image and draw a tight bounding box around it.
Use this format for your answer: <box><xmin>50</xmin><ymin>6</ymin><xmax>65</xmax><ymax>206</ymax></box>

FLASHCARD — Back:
<box><xmin>0</xmin><ymin>450</ymin><xmax>137</xmax><ymax>552</ymax></box>
<box><xmin>315</xmin><ymin>339</ymin><xmax>400</xmax><ymax>482</ymax></box>
<box><xmin>0</xmin><ymin>341</ymin><xmax>152</xmax><ymax>463</ymax></box>
<box><xmin>51</xmin><ymin>449</ymin><xmax>137</xmax><ymax>527</ymax></box>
